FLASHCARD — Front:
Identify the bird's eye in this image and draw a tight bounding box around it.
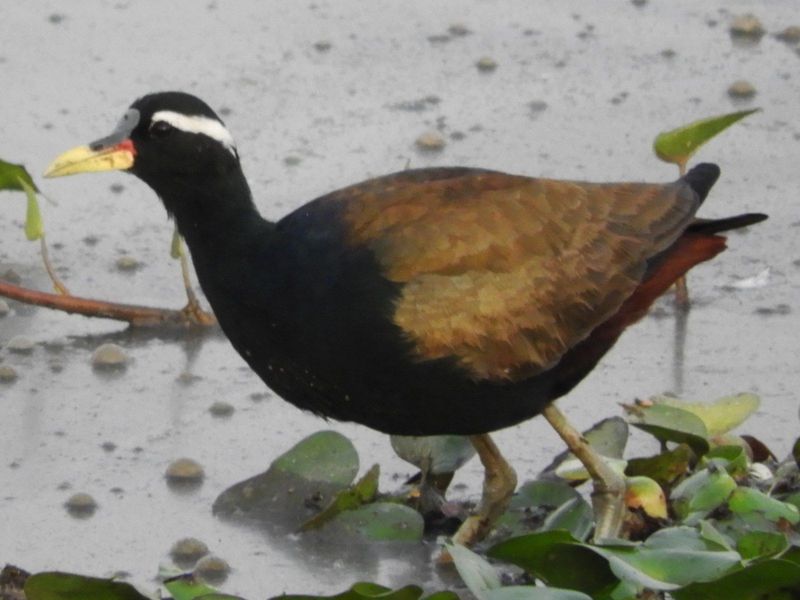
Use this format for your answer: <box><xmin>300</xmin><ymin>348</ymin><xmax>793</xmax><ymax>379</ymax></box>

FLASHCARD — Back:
<box><xmin>149</xmin><ymin>120</ymin><xmax>175</xmax><ymax>138</ymax></box>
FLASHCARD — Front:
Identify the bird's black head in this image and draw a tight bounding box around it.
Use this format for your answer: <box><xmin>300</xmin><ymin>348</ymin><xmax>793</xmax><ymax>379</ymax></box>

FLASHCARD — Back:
<box><xmin>44</xmin><ymin>91</ymin><xmax>242</xmax><ymax>201</ymax></box>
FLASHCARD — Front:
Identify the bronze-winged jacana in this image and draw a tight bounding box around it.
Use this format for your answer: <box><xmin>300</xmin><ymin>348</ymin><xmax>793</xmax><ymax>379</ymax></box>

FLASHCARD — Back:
<box><xmin>45</xmin><ymin>92</ymin><xmax>766</xmax><ymax>545</ymax></box>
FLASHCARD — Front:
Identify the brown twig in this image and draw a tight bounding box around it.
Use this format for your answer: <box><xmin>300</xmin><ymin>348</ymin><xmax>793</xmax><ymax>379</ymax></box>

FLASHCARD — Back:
<box><xmin>0</xmin><ymin>278</ymin><xmax>216</xmax><ymax>328</ymax></box>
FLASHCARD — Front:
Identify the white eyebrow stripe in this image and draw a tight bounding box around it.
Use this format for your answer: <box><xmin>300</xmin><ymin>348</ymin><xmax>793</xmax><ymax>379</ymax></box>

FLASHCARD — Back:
<box><xmin>151</xmin><ymin>110</ymin><xmax>237</xmax><ymax>155</ymax></box>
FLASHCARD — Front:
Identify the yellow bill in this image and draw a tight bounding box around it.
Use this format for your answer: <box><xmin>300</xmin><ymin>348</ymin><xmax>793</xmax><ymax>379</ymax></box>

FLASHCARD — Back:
<box><xmin>44</xmin><ymin>140</ymin><xmax>135</xmax><ymax>178</ymax></box>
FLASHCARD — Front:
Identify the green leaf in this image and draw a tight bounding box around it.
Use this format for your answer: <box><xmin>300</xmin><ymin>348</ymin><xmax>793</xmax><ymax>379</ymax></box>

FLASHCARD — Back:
<box><xmin>652</xmin><ymin>393</ymin><xmax>760</xmax><ymax>437</ymax></box>
<box><xmin>653</xmin><ymin>109</ymin><xmax>759</xmax><ymax>168</ymax></box>
<box><xmin>704</xmin><ymin>445</ymin><xmax>749</xmax><ymax>478</ymax></box>
<box><xmin>213</xmin><ymin>430</ymin><xmax>359</xmax><ymax>528</ymax></box>
<box><xmin>163</xmin><ymin>573</ymin><xmax>245</xmax><ymax>600</ymax></box>
<box><xmin>698</xmin><ymin>520</ymin><xmax>734</xmax><ymax>551</ymax></box>
<box><xmin>447</xmin><ymin>543</ymin><xmax>501</xmax><ymax>600</ymax></box>
<box><xmin>540</xmin><ymin>418</ymin><xmax>629</xmax><ymax>478</ymax></box>
<box><xmin>541</xmin><ymin>496</ymin><xmax>594</xmax><ymax>540</ymax></box>
<box><xmin>736</xmin><ymin>531</ymin><xmax>789</xmax><ymax>561</ymax></box>
<box><xmin>484</xmin><ymin>586</ymin><xmax>592</xmax><ymax>600</ymax></box>
<box><xmin>270</xmin><ymin>430</ymin><xmax>359</xmax><ymax>485</ymax></box>
<box><xmin>628</xmin><ymin>404</ymin><xmax>710</xmax><ymax>456</ymax></box>
<box><xmin>274</xmin><ymin>582</ymin><xmax>432</xmax><ymax>600</ymax></box>
<box><xmin>672</xmin><ymin>559</ymin><xmax>800</xmax><ymax>600</ymax></box>
<box><xmin>328</xmin><ymin>502</ymin><xmax>424</xmax><ymax>541</ymax></box>
<box><xmin>671</xmin><ymin>467</ymin><xmax>736</xmax><ymax>523</ymax></box>
<box><xmin>24</xmin><ymin>572</ymin><xmax>150</xmax><ymax>600</ymax></box>
<box><xmin>20</xmin><ymin>177</ymin><xmax>44</xmax><ymax>241</ymax></box>
<box><xmin>389</xmin><ymin>435</ymin><xmax>475</xmax><ymax>474</ymax></box>
<box><xmin>728</xmin><ymin>488</ymin><xmax>800</xmax><ymax>524</ymax></box>
<box><xmin>489</xmin><ymin>531</ymin><xmax>617</xmax><ymax>594</ymax></box>
<box><xmin>625</xmin><ymin>444</ymin><xmax>694</xmax><ymax>487</ymax></box>
<box><xmin>0</xmin><ymin>158</ymin><xmax>38</xmax><ymax>192</ymax></box>
<box><xmin>591</xmin><ymin>534</ymin><xmax>741</xmax><ymax>590</ymax></box>
<box><xmin>495</xmin><ymin>480</ymin><xmax>583</xmax><ymax>537</ymax></box>
<box><xmin>299</xmin><ymin>464</ymin><xmax>380</xmax><ymax>532</ymax></box>
<box><xmin>171</xmin><ymin>227</ymin><xmax>185</xmax><ymax>259</ymax></box>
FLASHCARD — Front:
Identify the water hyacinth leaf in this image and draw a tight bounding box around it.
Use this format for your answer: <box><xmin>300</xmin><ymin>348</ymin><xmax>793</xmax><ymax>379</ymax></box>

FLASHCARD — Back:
<box><xmin>625</xmin><ymin>444</ymin><xmax>693</xmax><ymax>487</ymax></box>
<box><xmin>24</xmin><ymin>572</ymin><xmax>149</xmax><ymax>600</ymax></box>
<box><xmin>213</xmin><ymin>430</ymin><xmax>359</xmax><ymax>526</ymax></box>
<box><xmin>390</xmin><ymin>435</ymin><xmax>475</xmax><ymax>474</ymax></box>
<box><xmin>627</xmin><ymin>403</ymin><xmax>709</xmax><ymax>455</ymax></box>
<box><xmin>736</xmin><ymin>531</ymin><xmax>789</xmax><ymax>561</ymax></box>
<box><xmin>671</xmin><ymin>468</ymin><xmax>736</xmax><ymax>523</ymax></box>
<box><xmin>540</xmin><ymin>417</ymin><xmax>628</xmax><ymax>478</ymax></box>
<box><xmin>644</xmin><ymin>525</ymin><xmax>729</xmax><ymax>552</ymax></box>
<box><xmin>495</xmin><ymin>480</ymin><xmax>582</xmax><ymax>537</ymax></box>
<box><xmin>554</xmin><ymin>457</ymin><xmax>627</xmax><ymax>482</ymax></box>
<box><xmin>541</xmin><ymin>496</ymin><xmax>593</xmax><ymax>540</ymax></box>
<box><xmin>299</xmin><ymin>464</ymin><xmax>380</xmax><ymax>532</ymax></box>
<box><xmin>653</xmin><ymin>109</ymin><xmax>759</xmax><ymax>169</ymax></box>
<box><xmin>275</xmin><ymin>582</ymin><xmax>435</xmax><ymax>600</ymax></box>
<box><xmin>698</xmin><ymin>520</ymin><xmax>734</xmax><ymax>551</ymax></box>
<box><xmin>624</xmin><ymin>476</ymin><xmax>667</xmax><ymax>519</ymax></box>
<box><xmin>671</xmin><ymin>559</ymin><xmax>800</xmax><ymax>600</ymax></box>
<box><xmin>447</xmin><ymin>543</ymin><xmax>501</xmax><ymax>600</ymax></box>
<box><xmin>591</xmin><ymin>538</ymin><xmax>741</xmax><ymax>590</ymax></box>
<box><xmin>328</xmin><ymin>502</ymin><xmax>424</xmax><ymax>541</ymax></box>
<box><xmin>484</xmin><ymin>586</ymin><xmax>592</xmax><ymax>600</ymax></box>
<box><xmin>164</xmin><ymin>574</ymin><xmax>218</xmax><ymax>600</ymax></box>
<box><xmin>728</xmin><ymin>487</ymin><xmax>800</xmax><ymax>524</ymax></box>
<box><xmin>793</xmin><ymin>436</ymin><xmax>800</xmax><ymax>468</ymax></box>
<box><xmin>489</xmin><ymin>531</ymin><xmax>617</xmax><ymax>594</ymax></box>
<box><xmin>270</xmin><ymin>430</ymin><xmax>359</xmax><ymax>485</ymax></box>
<box><xmin>652</xmin><ymin>393</ymin><xmax>760</xmax><ymax>437</ymax></box>
<box><xmin>20</xmin><ymin>177</ymin><xmax>44</xmax><ymax>241</ymax></box>
<box><xmin>704</xmin><ymin>445</ymin><xmax>748</xmax><ymax>477</ymax></box>
<box><xmin>0</xmin><ymin>158</ymin><xmax>38</xmax><ymax>192</ymax></box>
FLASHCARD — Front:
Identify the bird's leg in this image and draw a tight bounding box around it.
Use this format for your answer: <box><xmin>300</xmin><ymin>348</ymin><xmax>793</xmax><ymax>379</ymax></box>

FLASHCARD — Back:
<box><xmin>541</xmin><ymin>403</ymin><xmax>626</xmax><ymax>541</ymax></box>
<box><xmin>452</xmin><ymin>433</ymin><xmax>517</xmax><ymax>547</ymax></box>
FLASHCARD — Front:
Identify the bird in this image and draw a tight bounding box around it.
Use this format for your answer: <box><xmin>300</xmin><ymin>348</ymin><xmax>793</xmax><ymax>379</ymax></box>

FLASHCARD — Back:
<box><xmin>44</xmin><ymin>91</ymin><xmax>767</xmax><ymax>545</ymax></box>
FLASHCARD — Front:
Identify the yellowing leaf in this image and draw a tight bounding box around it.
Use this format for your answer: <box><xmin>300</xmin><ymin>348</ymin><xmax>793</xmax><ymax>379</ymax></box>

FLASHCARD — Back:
<box><xmin>652</xmin><ymin>393</ymin><xmax>760</xmax><ymax>436</ymax></box>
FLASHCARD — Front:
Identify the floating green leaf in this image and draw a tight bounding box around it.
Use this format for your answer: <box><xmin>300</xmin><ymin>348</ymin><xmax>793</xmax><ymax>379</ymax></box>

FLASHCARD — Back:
<box><xmin>390</xmin><ymin>435</ymin><xmax>475</xmax><ymax>474</ymax></box>
<box><xmin>164</xmin><ymin>573</ymin><xmax>244</xmax><ymax>600</ymax></box>
<box><xmin>0</xmin><ymin>158</ymin><xmax>38</xmax><ymax>192</ymax></box>
<box><xmin>628</xmin><ymin>403</ymin><xmax>710</xmax><ymax>456</ymax></box>
<box><xmin>672</xmin><ymin>559</ymin><xmax>800</xmax><ymax>600</ymax></box>
<box><xmin>24</xmin><ymin>572</ymin><xmax>149</xmax><ymax>600</ymax></box>
<box><xmin>540</xmin><ymin>418</ymin><xmax>629</xmax><ymax>478</ymax></box>
<box><xmin>541</xmin><ymin>496</ymin><xmax>594</xmax><ymax>540</ymax></box>
<box><xmin>489</xmin><ymin>531</ymin><xmax>617</xmax><ymax>594</ymax></box>
<box><xmin>213</xmin><ymin>430</ymin><xmax>359</xmax><ymax>527</ymax></box>
<box><xmin>652</xmin><ymin>393</ymin><xmax>760</xmax><ymax>437</ymax></box>
<box><xmin>728</xmin><ymin>488</ymin><xmax>800</xmax><ymax>524</ymax></box>
<box><xmin>299</xmin><ymin>464</ymin><xmax>380</xmax><ymax>532</ymax></box>
<box><xmin>328</xmin><ymin>502</ymin><xmax>424</xmax><ymax>541</ymax></box>
<box><xmin>484</xmin><ymin>586</ymin><xmax>592</xmax><ymax>600</ymax></box>
<box><xmin>495</xmin><ymin>480</ymin><xmax>583</xmax><ymax>537</ymax></box>
<box><xmin>653</xmin><ymin>109</ymin><xmax>759</xmax><ymax>169</ymax></box>
<box><xmin>447</xmin><ymin>543</ymin><xmax>501</xmax><ymax>600</ymax></box>
<box><xmin>625</xmin><ymin>444</ymin><xmax>694</xmax><ymax>487</ymax></box>
<box><xmin>736</xmin><ymin>531</ymin><xmax>789</xmax><ymax>561</ymax></box>
<box><xmin>704</xmin><ymin>445</ymin><xmax>749</xmax><ymax>478</ymax></box>
<box><xmin>671</xmin><ymin>467</ymin><xmax>736</xmax><ymax>523</ymax></box>
<box><xmin>275</xmin><ymin>582</ymin><xmax>453</xmax><ymax>600</ymax></box>
<box><xmin>592</xmin><ymin>530</ymin><xmax>741</xmax><ymax>590</ymax></box>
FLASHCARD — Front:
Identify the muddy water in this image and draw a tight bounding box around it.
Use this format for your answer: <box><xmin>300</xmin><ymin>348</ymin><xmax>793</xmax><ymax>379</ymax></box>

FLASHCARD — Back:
<box><xmin>1</xmin><ymin>1</ymin><xmax>798</xmax><ymax>597</ymax></box>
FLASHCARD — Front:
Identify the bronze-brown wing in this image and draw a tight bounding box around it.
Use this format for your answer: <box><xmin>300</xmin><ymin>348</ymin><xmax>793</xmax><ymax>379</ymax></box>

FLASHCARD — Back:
<box><xmin>336</xmin><ymin>169</ymin><xmax>702</xmax><ymax>382</ymax></box>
